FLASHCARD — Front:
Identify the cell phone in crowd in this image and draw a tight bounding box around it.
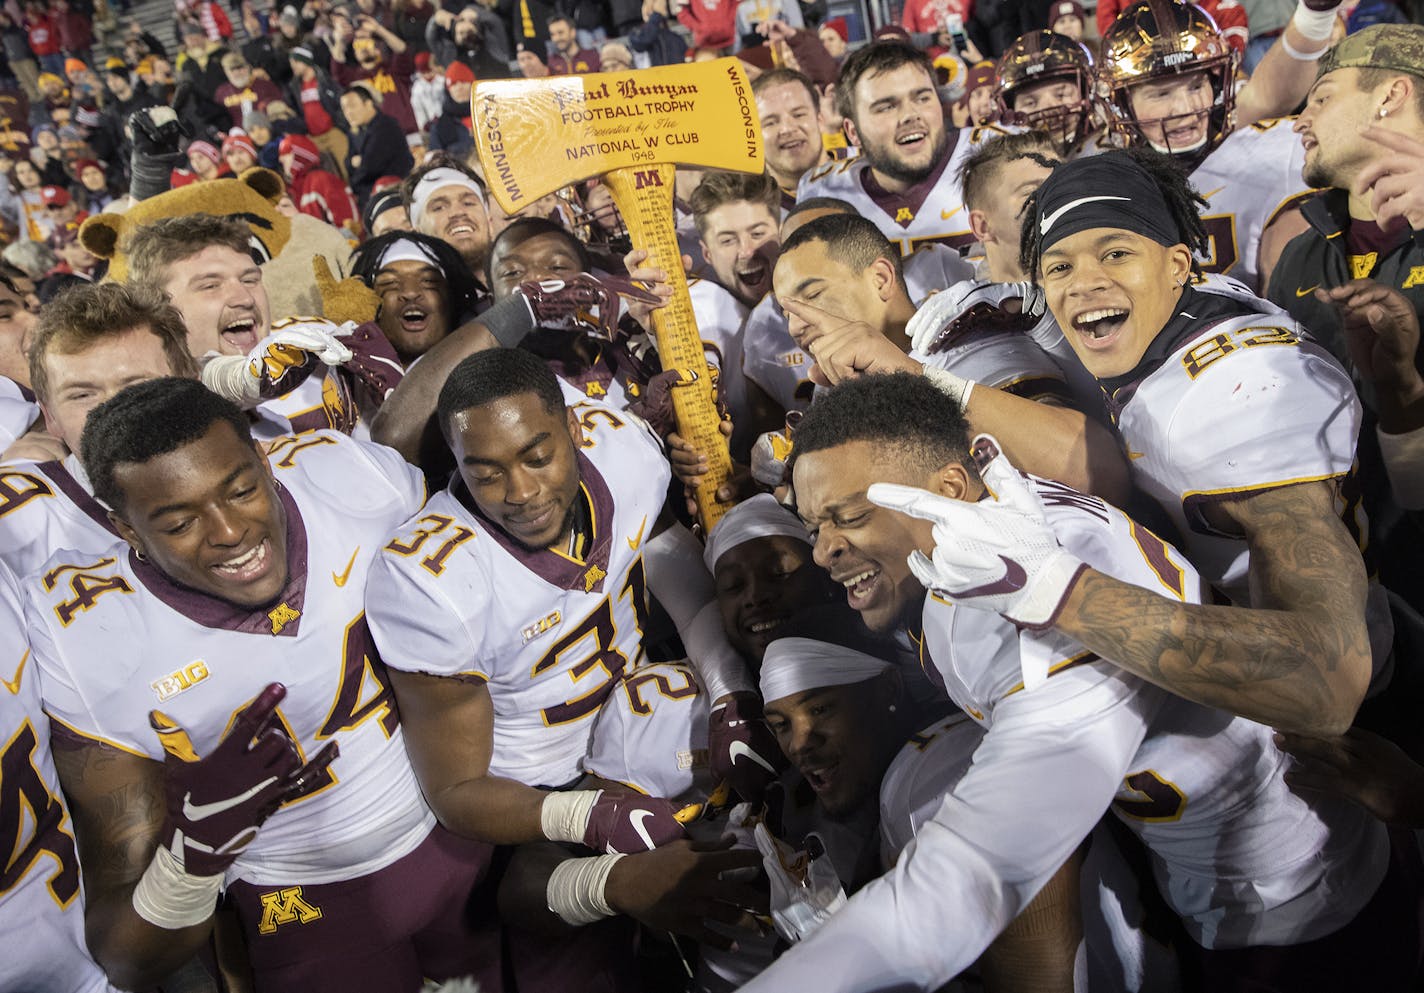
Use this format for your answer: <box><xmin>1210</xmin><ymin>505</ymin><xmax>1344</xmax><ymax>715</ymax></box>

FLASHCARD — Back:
<box><xmin>944</xmin><ymin>13</ymin><xmax>969</xmax><ymax>53</ymax></box>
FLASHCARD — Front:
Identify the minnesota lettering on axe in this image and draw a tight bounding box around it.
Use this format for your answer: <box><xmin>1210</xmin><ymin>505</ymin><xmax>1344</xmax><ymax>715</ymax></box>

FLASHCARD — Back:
<box><xmin>470</xmin><ymin>58</ymin><xmax>765</xmax><ymax>530</ymax></box>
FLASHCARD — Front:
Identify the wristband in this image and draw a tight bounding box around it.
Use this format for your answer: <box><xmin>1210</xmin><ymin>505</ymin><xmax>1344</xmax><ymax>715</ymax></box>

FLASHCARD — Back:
<box><xmin>540</xmin><ymin>789</ymin><xmax>601</xmax><ymax>844</ymax></box>
<box><xmin>1281</xmin><ymin>33</ymin><xmax>1329</xmax><ymax>59</ymax></box>
<box><xmin>923</xmin><ymin>364</ymin><xmax>976</xmax><ymax>409</ymax></box>
<box><xmin>131</xmin><ymin>844</ymin><xmax>224</xmax><ymax>930</ymax></box>
<box><xmin>546</xmin><ymin>853</ymin><xmax>625</xmax><ymax>925</ymax></box>
<box><xmin>1290</xmin><ymin>2</ymin><xmax>1338</xmax><ymax>41</ymax></box>
<box><xmin>199</xmin><ymin>354</ymin><xmax>260</xmax><ymax>408</ymax></box>
<box><xmin>480</xmin><ymin>294</ymin><xmax>539</xmax><ymax>348</ymax></box>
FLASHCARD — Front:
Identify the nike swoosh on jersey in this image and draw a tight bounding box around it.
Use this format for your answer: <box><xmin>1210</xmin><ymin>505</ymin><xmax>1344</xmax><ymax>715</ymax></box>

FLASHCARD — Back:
<box><xmin>728</xmin><ymin>739</ymin><xmax>777</xmax><ymax>774</ymax></box>
<box><xmin>182</xmin><ymin>776</ymin><xmax>281</xmax><ymax>822</ymax></box>
<box><xmin>629</xmin><ymin>808</ymin><xmax>659</xmax><ymax>851</ymax></box>
<box><xmin>956</xmin><ymin>555</ymin><xmax>1028</xmax><ymax>597</ymax></box>
<box><xmin>627</xmin><ymin>516</ymin><xmax>647</xmax><ymax>552</ymax></box>
<box><xmin>1039</xmin><ymin>196</ymin><xmax>1131</xmax><ymax>236</ymax></box>
<box><xmin>2</xmin><ymin>649</ymin><xmax>28</xmax><ymax>695</ymax></box>
<box><xmin>1128</xmin><ymin>451</ymin><xmax>1147</xmax><ymax>460</ymax></box>
<box><xmin>940</xmin><ymin>206</ymin><xmax>963</xmax><ymax>221</ymax></box>
<box><xmin>332</xmin><ymin>548</ymin><xmax>360</xmax><ymax>587</ymax></box>
<box><xmin>1199</xmin><ymin>186</ymin><xmax>1226</xmax><ymax>201</ymax></box>
<box><xmin>1295</xmin><ymin>284</ymin><xmax>1320</xmax><ymax>297</ymax></box>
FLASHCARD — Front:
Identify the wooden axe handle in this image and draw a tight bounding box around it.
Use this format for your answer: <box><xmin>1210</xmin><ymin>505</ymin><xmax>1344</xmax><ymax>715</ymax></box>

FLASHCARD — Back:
<box><xmin>601</xmin><ymin>164</ymin><xmax>734</xmax><ymax>531</ymax></box>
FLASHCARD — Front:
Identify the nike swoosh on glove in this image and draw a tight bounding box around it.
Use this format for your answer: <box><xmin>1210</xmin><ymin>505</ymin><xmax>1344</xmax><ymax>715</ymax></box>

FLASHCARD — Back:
<box><xmin>516</xmin><ymin>273</ymin><xmax>660</xmax><ymax>342</ymax></box>
<box><xmin>708</xmin><ymin>692</ymin><xmax>787</xmax><ymax>804</ymax></box>
<box><xmin>867</xmin><ymin>434</ymin><xmax>1088</xmax><ymax>631</ymax></box>
<box><xmin>152</xmin><ymin>683</ymin><xmax>337</xmax><ymax>877</ymax></box>
<box><xmin>583</xmin><ymin>791</ymin><xmax>687</xmax><ymax>854</ymax></box>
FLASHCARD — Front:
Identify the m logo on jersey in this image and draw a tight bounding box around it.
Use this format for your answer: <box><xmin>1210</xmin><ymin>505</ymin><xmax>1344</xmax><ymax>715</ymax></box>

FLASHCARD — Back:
<box><xmin>1404</xmin><ymin>266</ymin><xmax>1424</xmax><ymax>289</ymax></box>
<box><xmin>256</xmin><ymin>886</ymin><xmax>323</xmax><ymax>934</ymax></box>
<box><xmin>894</xmin><ymin>207</ymin><xmax>913</xmax><ymax>224</ymax></box>
<box><xmin>521</xmin><ymin>610</ymin><xmax>562</xmax><ymax>644</ymax></box>
<box><xmin>1350</xmin><ymin>252</ymin><xmax>1378</xmax><ymax>280</ymax></box>
<box><xmin>583</xmin><ymin>564</ymin><xmax>607</xmax><ymax>592</ymax></box>
<box><xmin>268</xmin><ymin>603</ymin><xmax>301</xmax><ymax>635</ymax></box>
<box><xmin>151</xmin><ymin>661</ymin><xmax>210</xmax><ymax>702</ymax></box>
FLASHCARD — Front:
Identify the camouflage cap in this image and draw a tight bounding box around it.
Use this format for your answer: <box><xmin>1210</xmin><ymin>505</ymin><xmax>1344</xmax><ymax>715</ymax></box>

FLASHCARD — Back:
<box><xmin>1318</xmin><ymin>24</ymin><xmax>1424</xmax><ymax>80</ymax></box>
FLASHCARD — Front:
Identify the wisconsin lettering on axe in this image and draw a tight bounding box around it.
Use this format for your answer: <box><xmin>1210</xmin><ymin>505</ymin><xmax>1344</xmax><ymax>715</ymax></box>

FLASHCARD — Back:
<box><xmin>470</xmin><ymin>58</ymin><xmax>765</xmax><ymax>530</ymax></box>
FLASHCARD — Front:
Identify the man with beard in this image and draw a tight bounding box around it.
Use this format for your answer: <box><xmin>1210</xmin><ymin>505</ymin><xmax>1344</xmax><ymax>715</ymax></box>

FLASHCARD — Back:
<box><xmin>797</xmin><ymin>40</ymin><xmax>1009</xmax><ymax>254</ymax></box>
<box><xmin>754</xmin><ymin>68</ymin><xmax>827</xmax><ymax>208</ymax></box>
<box><xmin>404</xmin><ymin>157</ymin><xmax>493</xmax><ymax>293</ymax></box>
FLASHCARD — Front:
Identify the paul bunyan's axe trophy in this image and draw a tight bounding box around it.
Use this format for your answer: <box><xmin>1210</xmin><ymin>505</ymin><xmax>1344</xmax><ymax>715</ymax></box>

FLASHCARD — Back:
<box><xmin>471</xmin><ymin>58</ymin><xmax>765</xmax><ymax>530</ymax></box>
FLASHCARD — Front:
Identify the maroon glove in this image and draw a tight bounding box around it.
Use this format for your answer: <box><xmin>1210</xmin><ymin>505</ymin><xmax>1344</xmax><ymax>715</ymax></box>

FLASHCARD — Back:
<box><xmin>583</xmin><ymin>791</ymin><xmax>687</xmax><ymax>853</ymax></box>
<box><xmin>151</xmin><ymin>683</ymin><xmax>337</xmax><ymax>877</ymax></box>
<box><xmin>516</xmin><ymin>273</ymin><xmax>661</xmax><ymax>341</ymax></box>
<box><xmin>629</xmin><ymin>363</ymin><xmax>730</xmax><ymax>441</ymax></box>
<box><xmin>709</xmin><ymin>693</ymin><xmax>788</xmax><ymax>804</ymax></box>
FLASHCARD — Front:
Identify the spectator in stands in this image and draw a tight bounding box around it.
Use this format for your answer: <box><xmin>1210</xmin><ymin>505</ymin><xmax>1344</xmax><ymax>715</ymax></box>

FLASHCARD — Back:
<box><xmin>819</xmin><ymin>16</ymin><xmax>849</xmax><ymax>58</ymax></box>
<box><xmin>215</xmin><ymin>51</ymin><xmax>284</xmax><ymax>127</ymax></box>
<box><xmin>502</xmin><ymin>0</ymin><xmax>558</xmax><ymax>50</ymax></box>
<box><xmin>629</xmin><ymin>0</ymin><xmax>688</xmax><ymax>65</ymax></box>
<box><xmin>54</xmin><ymin>1</ymin><xmax>92</xmax><ymax>63</ymax></box>
<box><xmin>40</xmin><ymin>185</ymin><xmax>81</xmax><ymax>228</ymax></box>
<box><xmin>0</xmin><ymin>11</ymin><xmax>37</xmax><ymax>100</ymax></box>
<box><xmin>177</xmin><ymin>0</ymin><xmax>234</xmax><ymax>41</ymax></box>
<box><xmin>174</xmin><ymin>19</ymin><xmax>234</xmax><ymax>139</ymax></box>
<box><xmin>221</xmin><ymin>129</ymin><xmax>260</xmax><ymax>176</ymax></box>
<box><xmin>239</xmin><ymin>4</ymin><xmax>291</xmax><ymax>85</ymax></box>
<box><xmin>91</xmin><ymin>59</ymin><xmax>155</xmax><ymax>182</ymax></box>
<box><xmin>341</xmin><ymin>83</ymin><xmax>413</xmax><ymax>206</ymax></box>
<box><xmin>331</xmin><ymin>13</ymin><xmax>418</xmax><ymax>134</ymax></box>
<box><xmin>410</xmin><ymin>52</ymin><xmax>443</xmax><ymax>131</ymax></box>
<box><xmin>279</xmin><ymin>132</ymin><xmax>360</xmax><ymax>234</ymax></box>
<box><xmin>24</xmin><ymin>2</ymin><xmax>63</xmax><ymax>76</ymax></box>
<box><xmin>736</xmin><ymin>0</ymin><xmax>804</xmax><ymax>50</ymax></box>
<box><xmin>393</xmin><ymin>0</ymin><xmax>437</xmax><ymax>53</ymax></box>
<box><xmin>1048</xmin><ymin>1</ymin><xmax>1086</xmax><ymax>41</ymax></box>
<box><xmin>30</xmin><ymin>125</ymin><xmax>68</xmax><ymax>186</ymax></box>
<box><xmin>287</xmin><ymin>45</ymin><xmax>349</xmax><ymax>178</ymax></box>
<box><xmin>516</xmin><ymin>41</ymin><xmax>551</xmax><ymax>76</ymax></box>
<box><xmin>600</xmin><ymin>40</ymin><xmax>634</xmax><ymax>70</ymax></box>
<box><xmin>173</xmin><ymin>138</ymin><xmax>229</xmax><ymax>186</ymax></box>
<box><xmin>426</xmin><ymin>4</ymin><xmax>513</xmax><ymax>77</ymax></box>
<box><xmin>121</xmin><ymin>17</ymin><xmax>166</xmax><ymax>58</ymax></box>
<box><xmin>428</xmin><ymin>59</ymin><xmax>476</xmax><ymax>158</ymax></box>
<box><xmin>546</xmin><ymin>14</ymin><xmax>601</xmax><ymax>72</ymax></box>
<box><xmin>72</xmin><ymin>157</ymin><xmax>114</xmax><ymax>213</ymax></box>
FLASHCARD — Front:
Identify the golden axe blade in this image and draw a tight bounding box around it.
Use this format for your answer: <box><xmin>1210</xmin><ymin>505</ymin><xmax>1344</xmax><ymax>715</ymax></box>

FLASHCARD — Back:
<box><xmin>470</xmin><ymin>59</ymin><xmax>766</xmax><ymax>530</ymax></box>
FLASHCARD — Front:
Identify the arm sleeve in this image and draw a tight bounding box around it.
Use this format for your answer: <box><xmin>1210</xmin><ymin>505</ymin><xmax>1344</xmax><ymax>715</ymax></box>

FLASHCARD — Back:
<box><xmin>1377</xmin><ymin>421</ymin><xmax>1424</xmax><ymax>511</ymax></box>
<box><xmin>739</xmin><ymin>664</ymin><xmax>1160</xmax><ymax>993</ymax></box>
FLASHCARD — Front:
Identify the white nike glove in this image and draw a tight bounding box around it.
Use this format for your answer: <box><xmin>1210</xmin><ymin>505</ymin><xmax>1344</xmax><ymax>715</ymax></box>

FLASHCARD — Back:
<box><xmin>906</xmin><ymin>281</ymin><xmax>983</xmax><ymax>355</ymax></box>
<box><xmin>754</xmin><ymin>823</ymin><xmax>846</xmax><ymax>943</ymax></box>
<box><xmin>867</xmin><ymin>434</ymin><xmax>1087</xmax><ymax>631</ymax></box>
<box><xmin>201</xmin><ymin>318</ymin><xmax>357</xmax><ymax>406</ymax></box>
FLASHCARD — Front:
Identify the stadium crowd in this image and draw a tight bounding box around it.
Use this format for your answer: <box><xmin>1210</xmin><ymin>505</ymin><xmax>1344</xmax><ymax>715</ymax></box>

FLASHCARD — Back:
<box><xmin>3</xmin><ymin>0</ymin><xmax>1424</xmax><ymax>990</ymax></box>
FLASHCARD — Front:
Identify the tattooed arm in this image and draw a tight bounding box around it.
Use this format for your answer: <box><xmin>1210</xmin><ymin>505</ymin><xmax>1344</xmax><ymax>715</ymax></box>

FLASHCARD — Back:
<box><xmin>50</xmin><ymin>732</ymin><xmax>214</xmax><ymax>990</ymax></box>
<box><xmin>1054</xmin><ymin>480</ymin><xmax>1372</xmax><ymax>737</ymax></box>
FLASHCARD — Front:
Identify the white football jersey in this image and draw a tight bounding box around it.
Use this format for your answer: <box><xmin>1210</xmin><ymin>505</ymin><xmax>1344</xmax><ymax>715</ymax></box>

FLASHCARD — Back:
<box><xmin>0</xmin><ymin>456</ymin><xmax>119</xmax><ymax>579</ymax></box>
<box><xmin>876</xmin><ymin>713</ymin><xmax>983</xmax><ymax>867</ymax></box>
<box><xmin>1190</xmin><ymin>119</ymin><xmax>1311</xmax><ymax>292</ymax></box>
<box><xmin>27</xmin><ymin>432</ymin><xmax>435</xmax><ymax>887</ymax></box>
<box><xmin>0</xmin><ymin>375</ymin><xmax>37</xmax><ymax>453</ymax></box>
<box><xmin>0</xmin><ymin>562</ymin><xmax>114</xmax><ymax>993</ymax></box>
<box><xmin>688</xmin><ymin>276</ymin><xmax>751</xmax><ymax>435</ymax></box>
<box><xmin>738</xmin><ymin>478</ymin><xmax>1387</xmax><ymax>993</ymax></box>
<box><xmin>1111</xmin><ymin>310</ymin><xmax>1359</xmax><ymax>602</ymax></box>
<box><xmin>367</xmin><ymin>406</ymin><xmax>672</xmax><ymax>788</ymax></box>
<box><xmin>253</xmin><ymin>366</ymin><xmax>369</xmax><ymax>441</ymax></box>
<box><xmin>582</xmin><ymin>661</ymin><xmax>711</xmax><ymax>803</ymax></box>
<box><xmin>741</xmin><ymin>295</ymin><xmax>812</xmax><ymax>415</ymax></box>
<box><xmin>796</xmin><ymin>125</ymin><xmax>1014</xmax><ymax>255</ymax></box>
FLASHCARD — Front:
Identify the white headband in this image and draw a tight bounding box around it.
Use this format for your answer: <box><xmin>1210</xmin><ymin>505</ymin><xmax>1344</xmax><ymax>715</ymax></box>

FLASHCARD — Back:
<box><xmin>377</xmin><ymin>237</ymin><xmax>443</xmax><ymax>273</ymax></box>
<box><xmin>409</xmin><ymin>168</ymin><xmax>485</xmax><ymax>229</ymax></box>
<box><xmin>703</xmin><ymin>493</ymin><xmax>810</xmax><ymax>572</ymax></box>
<box><xmin>759</xmin><ymin>637</ymin><xmax>893</xmax><ymax>705</ymax></box>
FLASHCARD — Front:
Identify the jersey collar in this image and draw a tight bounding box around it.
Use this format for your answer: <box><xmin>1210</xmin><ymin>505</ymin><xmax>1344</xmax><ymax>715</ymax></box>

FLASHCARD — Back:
<box><xmin>130</xmin><ymin>483</ymin><xmax>311</xmax><ymax>638</ymax></box>
<box><xmin>860</xmin><ymin>128</ymin><xmax>958</xmax><ymax>230</ymax></box>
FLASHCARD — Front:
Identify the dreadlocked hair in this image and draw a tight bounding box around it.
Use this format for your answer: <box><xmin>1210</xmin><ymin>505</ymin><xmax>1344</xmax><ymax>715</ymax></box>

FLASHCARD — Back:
<box><xmin>350</xmin><ymin>231</ymin><xmax>484</xmax><ymax>323</ymax></box>
<box><xmin>1017</xmin><ymin>146</ymin><xmax>1210</xmax><ymax>284</ymax></box>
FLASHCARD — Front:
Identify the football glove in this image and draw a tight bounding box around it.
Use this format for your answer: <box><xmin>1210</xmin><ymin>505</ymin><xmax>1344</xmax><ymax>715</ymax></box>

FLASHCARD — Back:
<box><xmin>151</xmin><ymin>682</ymin><xmax>337</xmax><ymax>877</ymax></box>
<box><xmin>583</xmin><ymin>790</ymin><xmax>688</xmax><ymax>854</ymax></box>
<box><xmin>867</xmin><ymin>434</ymin><xmax>1087</xmax><ymax>631</ymax></box>
<box><xmin>708</xmin><ymin>693</ymin><xmax>787</xmax><ymax>804</ymax></box>
<box><xmin>201</xmin><ymin>318</ymin><xmax>356</xmax><ymax>406</ymax></box>
<box><xmin>516</xmin><ymin>273</ymin><xmax>660</xmax><ymax>342</ymax></box>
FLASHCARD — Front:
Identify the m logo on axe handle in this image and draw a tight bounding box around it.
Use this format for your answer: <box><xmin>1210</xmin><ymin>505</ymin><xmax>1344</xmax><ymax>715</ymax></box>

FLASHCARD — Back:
<box><xmin>470</xmin><ymin>59</ymin><xmax>765</xmax><ymax>530</ymax></box>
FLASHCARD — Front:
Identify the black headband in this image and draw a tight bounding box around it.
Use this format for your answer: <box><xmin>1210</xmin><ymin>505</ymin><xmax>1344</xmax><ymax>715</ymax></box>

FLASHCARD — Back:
<box><xmin>1034</xmin><ymin>151</ymin><xmax>1182</xmax><ymax>256</ymax></box>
